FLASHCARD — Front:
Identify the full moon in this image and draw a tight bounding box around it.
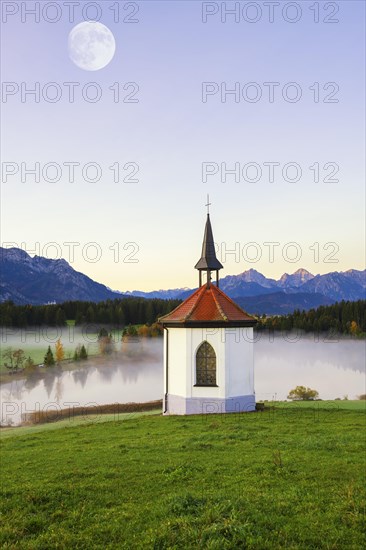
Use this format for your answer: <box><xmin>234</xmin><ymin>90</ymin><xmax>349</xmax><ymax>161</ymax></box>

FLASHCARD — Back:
<box><xmin>68</xmin><ymin>21</ymin><xmax>116</xmax><ymax>71</ymax></box>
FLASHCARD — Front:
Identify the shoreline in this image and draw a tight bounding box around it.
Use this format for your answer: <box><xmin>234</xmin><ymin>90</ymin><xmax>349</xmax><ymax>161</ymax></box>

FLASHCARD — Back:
<box><xmin>10</xmin><ymin>400</ymin><xmax>163</xmax><ymax>427</ymax></box>
<box><xmin>2</xmin><ymin>399</ymin><xmax>365</xmax><ymax>430</ymax></box>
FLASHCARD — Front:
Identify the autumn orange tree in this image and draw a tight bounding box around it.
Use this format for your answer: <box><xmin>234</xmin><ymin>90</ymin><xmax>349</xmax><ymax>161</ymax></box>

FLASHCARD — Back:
<box><xmin>55</xmin><ymin>338</ymin><xmax>65</xmax><ymax>363</ymax></box>
<box><xmin>349</xmin><ymin>321</ymin><xmax>360</xmax><ymax>335</ymax></box>
<box><xmin>137</xmin><ymin>325</ymin><xmax>150</xmax><ymax>337</ymax></box>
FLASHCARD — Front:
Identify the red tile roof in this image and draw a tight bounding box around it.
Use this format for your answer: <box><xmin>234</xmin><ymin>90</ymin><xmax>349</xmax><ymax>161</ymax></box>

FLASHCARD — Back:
<box><xmin>159</xmin><ymin>284</ymin><xmax>256</xmax><ymax>325</ymax></box>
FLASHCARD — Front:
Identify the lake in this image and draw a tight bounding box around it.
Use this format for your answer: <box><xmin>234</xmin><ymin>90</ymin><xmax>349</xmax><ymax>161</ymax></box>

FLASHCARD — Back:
<box><xmin>1</xmin><ymin>335</ymin><xmax>365</xmax><ymax>426</ymax></box>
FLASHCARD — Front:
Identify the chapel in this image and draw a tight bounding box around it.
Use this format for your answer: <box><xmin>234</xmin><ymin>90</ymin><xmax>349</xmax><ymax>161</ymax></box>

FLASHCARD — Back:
<box><xmin>159</xmin><ymin>208</ymin><xmax>257</xmax><ymax>415</ymax></box>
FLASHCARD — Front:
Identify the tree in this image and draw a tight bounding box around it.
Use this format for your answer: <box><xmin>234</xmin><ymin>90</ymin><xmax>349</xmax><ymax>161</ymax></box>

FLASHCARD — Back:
<box><xmin>79</xmin><ymin>345</ymin><xmax>88</xmax><ymax>360</ymax></box>
<box><xmin>99</xmin><ymin>334</ymin><xmax>114</xmax><ymax>354</ymax></box>
<box><xmin>127</xmin><ymin>325</ymin><xmax>138</xmax><ymax>336</ymax></box>
<box><xmin>138</xmin><ymin>324</ymin><xmax>150</xmax><ymax>337</ymax></box>
<box><xmin>13</xmin><ymin>349</ymin><xmax>25</xmax><ymax>370</ymax></box>
<box><xmin>116</xmin><ymin>306</ymin><xmax>125</xmax><ymax>326</ymax></box>
<box><xmin>145</xmin><ymin>301</ymin><xmax>154</xmax><ymax>324</ymax></box>
<box><xmin>24</xmin><ymin>356</ymin><xmax>36</xmax><ymax>372</ymax></box>
<box><xmin>75</xmin><ymin>310</ymin><xmax>85</xmax><ymax>325</ymax></box>
<box><xmin>86</xmin><ymin>305</ymin><xmax>95</xmax><ymax>323</ymax></box>
<box><xmin>287</xmin><ymin>385</ymin><xmax>319</xmax><ymax>401</ymax></box>
<box><xmin>97</xmin><ymin>327</ymin><xmax>114</xmax><ymax>354</ymax></box>
<box><xmin>98</xmin><ymin>328</ymin><xmax>109</xmax><ymax>339</ymax></box>
<box><xmin>55</xmin><ymin>338</ymin><xmax>65</xmax><ymax>363</ymax></box>
<box><xmin>44</xmin><ymin>346</ymin><xmax>55</xmax><ymax>367</ymax></box>
<box><xmin>55</xmin><ymin>308</ymin><xmax>66</xmax><ymax>326</ymax></box>
<box><xmin>150</xmin><ymin>322</ymin><xmax>163</xmax><ymax>337</ymax></box>
<box><xmin>2</xmin><ymin>347</ymin><xmax>14</xmax><ymax>371</ymax></box>
<box><xmin>3</xmin><ymin>347</ymin><xmax>25</xmax><ymax>372</ymax></box>
<box><xmin>350</xmin><ymin>321</ymin><xmax>360</xmax><ymax>336</ymax></box>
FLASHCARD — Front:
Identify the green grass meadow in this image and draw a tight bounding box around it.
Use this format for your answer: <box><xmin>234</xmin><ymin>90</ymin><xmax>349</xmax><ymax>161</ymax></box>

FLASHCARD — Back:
<box><xmin>1</xmin><ymin>403</ymin><xmax>365</xmax><ymax>549</ymax></box>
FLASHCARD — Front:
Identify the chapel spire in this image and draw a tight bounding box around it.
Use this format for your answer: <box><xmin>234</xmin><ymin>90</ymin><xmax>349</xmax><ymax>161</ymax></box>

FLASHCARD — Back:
<box><xmin>194</xmin><ymin>197</ymin><xmax>223</xmax><ymax>287</ymax></box>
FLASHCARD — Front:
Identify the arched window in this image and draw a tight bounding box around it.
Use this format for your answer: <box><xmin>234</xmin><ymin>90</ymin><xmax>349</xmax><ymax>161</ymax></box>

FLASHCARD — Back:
<box><xmin>195</xmin><ymin>341</ymin><xmax>217</xmax><ymax>386</ymax></box>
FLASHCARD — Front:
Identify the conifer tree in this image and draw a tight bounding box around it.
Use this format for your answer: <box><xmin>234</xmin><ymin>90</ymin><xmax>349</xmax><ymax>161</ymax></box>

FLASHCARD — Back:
<box><xmin>24</xmin><ymin>356</ymin><xmax>35</xmax><ymax>371</ymax></box>
<box><xmin>79</xmin><ymin>345</ymin><xmax>88</xmax><ymax>360</ymax></box>
<box><xmin>44</xmin><ymin>346</ymin><xmax>55</xmax><ymax>367</ymax></box>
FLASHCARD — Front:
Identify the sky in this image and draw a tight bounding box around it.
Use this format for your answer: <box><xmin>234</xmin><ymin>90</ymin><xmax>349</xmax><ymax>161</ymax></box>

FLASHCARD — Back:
<box><xmin>1</xmin><ymin>0</ymin><xmax>365</xmax><ymax>292</ymax></box>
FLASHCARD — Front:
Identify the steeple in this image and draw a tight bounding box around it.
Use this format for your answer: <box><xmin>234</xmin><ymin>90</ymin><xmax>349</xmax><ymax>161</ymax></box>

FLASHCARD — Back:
<box><xmin>159</xmin><ymin>199</ymin><xmax>257</xmax><ymax>417</ymax></box>
<box><xmin>194</xmin><ymin>206</ymin><xmax>223</xmax><ymax>287</ymax></box>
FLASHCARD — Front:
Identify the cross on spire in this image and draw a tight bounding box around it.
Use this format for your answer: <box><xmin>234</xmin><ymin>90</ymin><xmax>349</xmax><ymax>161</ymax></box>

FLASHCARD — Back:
<box><xmin>195</xmin><ymin>199</ymin><xmax>223</xmax><ymax>288</ymax></box>
<box><xmin>205</xmin><ymin>194</ymin><xmax>211</xmax><ymax>215</ymax></box>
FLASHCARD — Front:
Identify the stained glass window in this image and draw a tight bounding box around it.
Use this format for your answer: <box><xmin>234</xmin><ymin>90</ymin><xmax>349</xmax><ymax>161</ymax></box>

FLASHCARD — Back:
<box><xmin>196</xmin><ymin>341</ymin><xmax>217</xmax><ymax>386</ymax></box>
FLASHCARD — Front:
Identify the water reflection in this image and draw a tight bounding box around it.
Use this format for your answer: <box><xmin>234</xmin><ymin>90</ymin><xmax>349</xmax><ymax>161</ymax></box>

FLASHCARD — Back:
<box><xmin>72</xmin><ymin>368</ymin><xmax>90</xmax><ymax>388</ymax></box>
<box><xmin>254</xmin><ymin>334</ymin><xmax>365</xmax><ymax>401</ymax></box>
<box><xmin>24</xmin><ymin>370</ymin><xmax>43</xmax><ymax>391</ymax></box>
<box><xmin>0</xmin><ymin>336</ymin><xmax>365</xmax><ymax>426</ymax></box>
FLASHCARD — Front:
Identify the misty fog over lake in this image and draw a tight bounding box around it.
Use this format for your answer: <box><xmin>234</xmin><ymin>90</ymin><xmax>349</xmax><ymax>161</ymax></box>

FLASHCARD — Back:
<box><xmin>1</xmin><ymin>331</ymin><xmax>365</xmax><ymax>426</ymax></box>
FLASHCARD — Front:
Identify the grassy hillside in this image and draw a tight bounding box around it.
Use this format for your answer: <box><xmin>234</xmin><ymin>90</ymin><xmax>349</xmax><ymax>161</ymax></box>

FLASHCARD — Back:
<box><xmin>1</xmin><ymin>405</ymin><xmax>365</xmax><ymax>549</ymax></box>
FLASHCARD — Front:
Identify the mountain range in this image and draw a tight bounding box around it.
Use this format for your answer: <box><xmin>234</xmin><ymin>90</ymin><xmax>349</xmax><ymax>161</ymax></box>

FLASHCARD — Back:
<box><xmin>0</xmin><ymin>247</ymin><xmax>365</xmax><ymax>315</ymax></box>
<box><xmin>0</xmin><ymin>248</ymin><xmax>118</xmax><ymax>305</ymax></box>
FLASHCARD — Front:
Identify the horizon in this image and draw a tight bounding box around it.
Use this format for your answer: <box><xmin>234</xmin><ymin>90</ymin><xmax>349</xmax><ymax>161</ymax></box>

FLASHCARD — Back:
<box><xmin>1</xmin><ymin>244</ymin><xmax>365</xmax><ymax>294</ymax></box>
<box><xmin>2</xmin><ymin>233</ymin><xmax>366</xmax><ymax>292</ymax></box>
